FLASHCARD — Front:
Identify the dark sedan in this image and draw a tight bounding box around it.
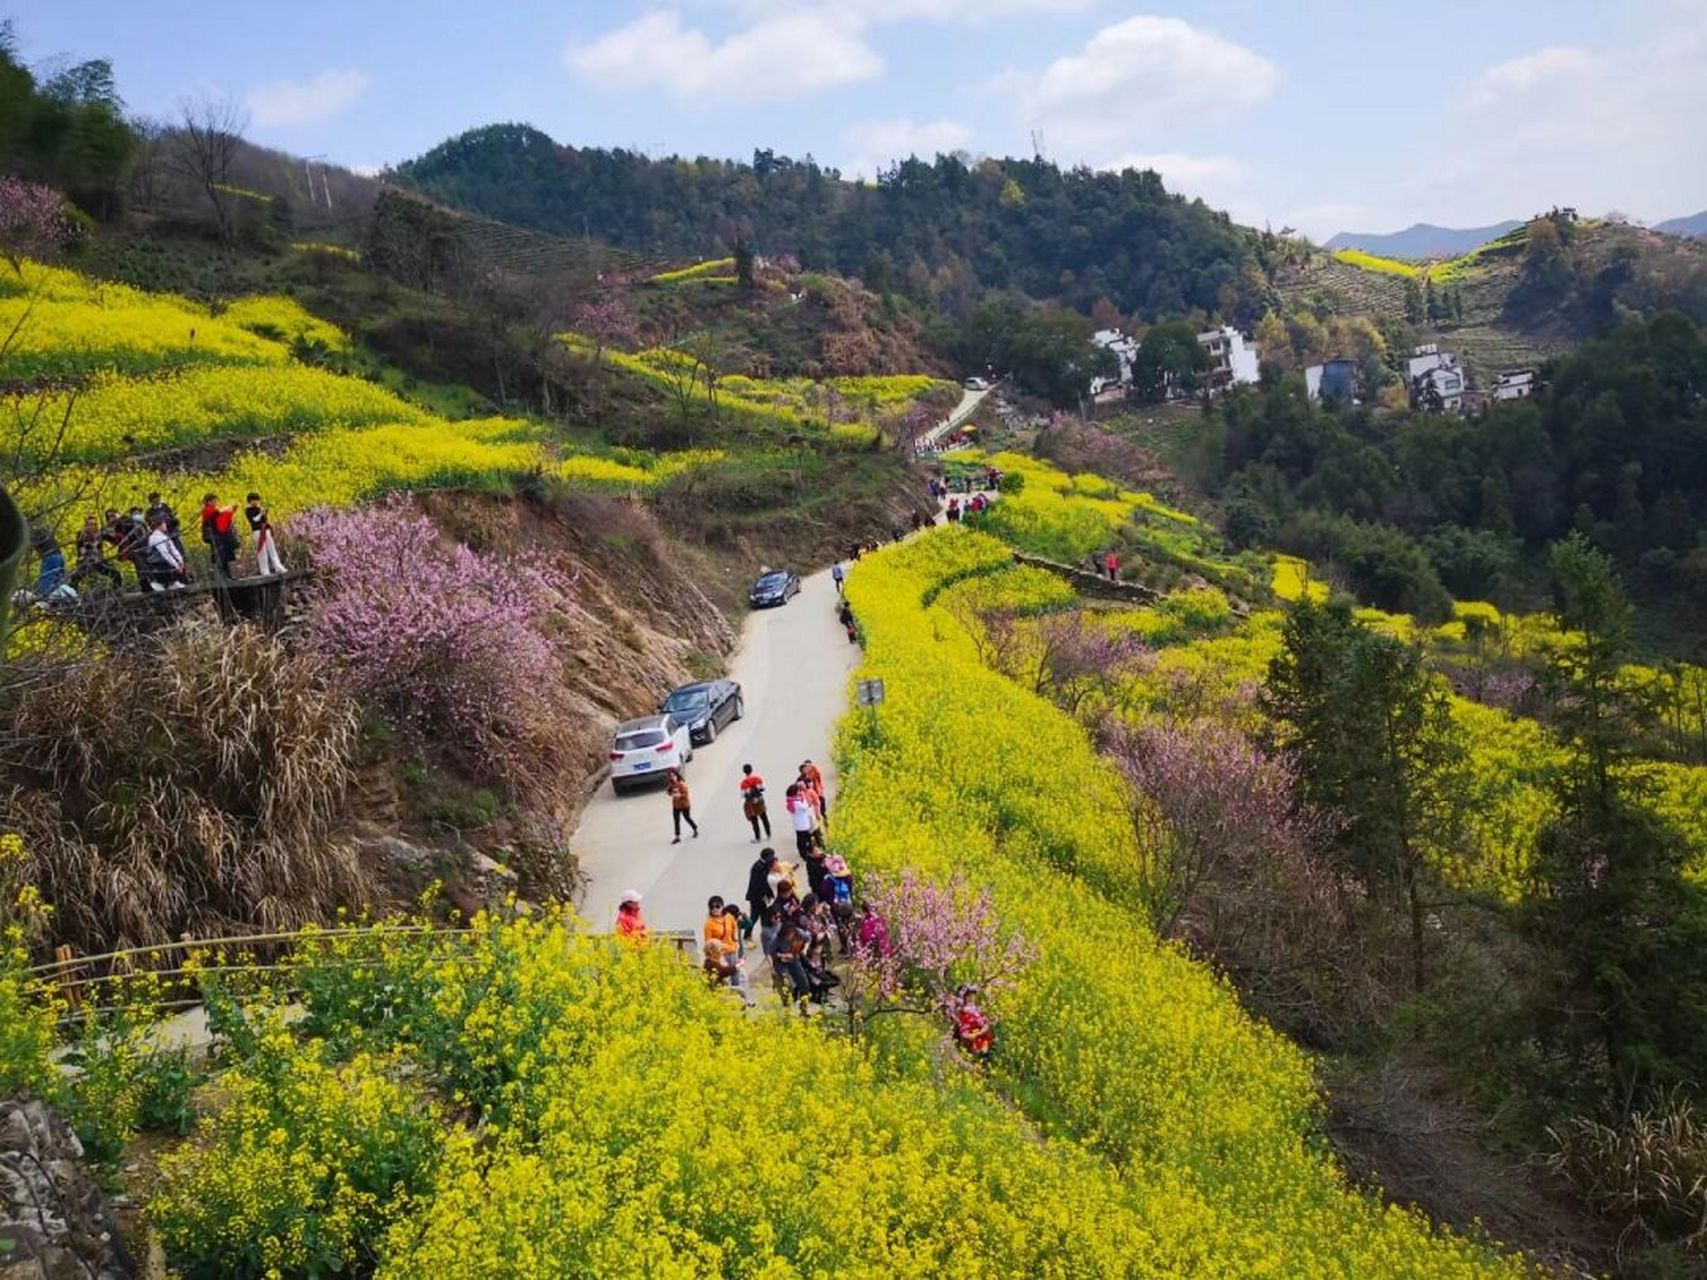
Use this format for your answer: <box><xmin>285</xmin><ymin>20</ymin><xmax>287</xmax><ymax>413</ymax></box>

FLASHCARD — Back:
<box><xmin>749</xmin><ymin>568</ymin><xmax>800</xmax><ymax>608</ymax></box>
<box><xmin>659</xmin><ymin>679</ymin><xmax>744</xmax><ymax>745</ymax></box>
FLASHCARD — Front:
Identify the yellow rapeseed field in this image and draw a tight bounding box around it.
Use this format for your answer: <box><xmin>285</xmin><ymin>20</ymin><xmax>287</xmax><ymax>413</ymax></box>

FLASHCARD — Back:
<box><xmin>840</xmin><ymin>530</ymin><xmax>1529</xmax><ymax>1275</ymax></box>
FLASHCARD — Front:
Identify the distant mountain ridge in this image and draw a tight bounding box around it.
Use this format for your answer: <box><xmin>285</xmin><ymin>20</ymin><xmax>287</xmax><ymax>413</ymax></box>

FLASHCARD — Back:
<box><xmin>1655</xmin><ymin>211</ymin><xmax>1707</xmax><ymax>239</ymax></box>
<box><xmin>1325</xmin><ymin>221</ymin><xmax>1524</xmax><ymax>260</ymax></box>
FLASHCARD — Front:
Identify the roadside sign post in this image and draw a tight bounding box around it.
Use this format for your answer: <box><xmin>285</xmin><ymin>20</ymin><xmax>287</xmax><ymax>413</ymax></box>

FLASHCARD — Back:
<box><xmin>856</xmin><ymin>677</ymin><xmax>885</xmax><ymax>742</ymax></box>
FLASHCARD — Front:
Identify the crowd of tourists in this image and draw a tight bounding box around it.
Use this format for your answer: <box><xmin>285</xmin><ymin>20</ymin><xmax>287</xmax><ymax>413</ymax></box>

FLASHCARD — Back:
<box><xmin>609</xmin><ymin>755</ymin><xmax>853</xmax><ymax>1010</ymax></box>
<box><xmin>23</xmin><ymin>491</ymin><xmax>287</xmax><ymax>605</ymax></box>
<box><xmin>604</xmin><ymin>524</ymin><xmax>997</xmax><ymax>1052</ymax></box>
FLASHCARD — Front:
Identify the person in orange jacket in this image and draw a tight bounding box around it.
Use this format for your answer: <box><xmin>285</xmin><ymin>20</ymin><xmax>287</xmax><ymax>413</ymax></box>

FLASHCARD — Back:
<box><xmin>798</xmin><ymin>759</ymin><xmax>828</xmax><ymax>821</ymax></box>
<box><xmin>704</xmin><ymin>894</ymin><xmax>740</xmax><ymax>954</ymax></box>
<box><xmin>667</xmin><ymin>768</ymin><xmax>699</xmax><ymax>843</ymax></box>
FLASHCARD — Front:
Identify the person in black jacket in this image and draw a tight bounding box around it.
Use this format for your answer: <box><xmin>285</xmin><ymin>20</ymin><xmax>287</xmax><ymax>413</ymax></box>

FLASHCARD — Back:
<box><xmin>745</xmin><ymin>847</ymin><xmax>777</xmax><ymax>950</ymax></box>
<box><xmin>71</xmin><ymin>514</ymin><xmax>122</xmax><ymax>589</ymax></box>
<box><xmin>245</xmin><ymin>491</ymin><xmax>286</xmax><ymax>576</ymax></box>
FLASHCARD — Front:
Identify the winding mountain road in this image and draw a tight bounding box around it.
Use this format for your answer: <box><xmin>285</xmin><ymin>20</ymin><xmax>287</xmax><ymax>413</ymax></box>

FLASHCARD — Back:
<box><xmin>575</xmin><ymin>566</ymin><xmax>860</xmax><ymax>936</ymax></box>
<box><xmin>917</xmin><ymin>384</ymin><xmax>990</xmax><ymax>450</ymax></box>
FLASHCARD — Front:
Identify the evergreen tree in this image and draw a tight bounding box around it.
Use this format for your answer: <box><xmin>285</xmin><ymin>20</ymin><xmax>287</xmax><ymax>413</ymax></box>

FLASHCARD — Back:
<box><xmin>1263</xmin><ymin>598</ymin><xmax>1460</xmax><ymax>989</ymax></box>
<box><xmin>1526</xmin><ymin>536</ymin><xmax>1707</xmax><ymax>1109</ymax></box>
<box><xmin>1402</xmin><ymin>278</ymin><xmax>1424</xmax><ymax>324</ymax></box>
<box><xmin>734</xmin><ymin>234</ymin><xmax>755</xmax><ymax>296</ymax></box>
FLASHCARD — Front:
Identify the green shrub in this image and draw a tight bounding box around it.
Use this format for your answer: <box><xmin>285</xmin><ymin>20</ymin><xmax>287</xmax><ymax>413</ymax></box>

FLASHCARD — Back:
<box><xmin>61</xmin><ymin>977</ymin><xmax>204</xmax><ymax>1162</ymax></box>
<box><xmin>152</xmin><ymin>1017</ymin><xmax>444</xmax><ymax>1280</ymax></box>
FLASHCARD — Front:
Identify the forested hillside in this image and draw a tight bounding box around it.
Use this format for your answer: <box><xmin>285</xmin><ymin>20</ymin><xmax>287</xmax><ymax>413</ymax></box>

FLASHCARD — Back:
<box><xmin>392</xmin><ymin>123</ymin><xmax>1268</xmax><ymax>323</ymax></box>
<box><xmin>1278</xmin><ymin>214</ymin><xmax>1707</xmax><ymax>382</ymax></box>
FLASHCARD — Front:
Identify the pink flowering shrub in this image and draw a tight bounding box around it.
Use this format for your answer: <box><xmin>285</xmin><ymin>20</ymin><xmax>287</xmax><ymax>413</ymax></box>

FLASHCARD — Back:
<box><xmin>1107</xmin><ymin>718</ymin><xmax>1321</xmax><ymax>936</ymax></box>
<box><xmin>850</xmin><ymin>870</ymin><xmax>1034</xmax><ymax>1040</ymax></box>
<box><xmin>0</xmin><ymin>178</ymin><xmax>77</xmax><ymax>271</ymax></box>
<box><xmin>1105</xmin><ymin>718</ymin><xmax>1370</xmax><ymax>1038</ymax></box>
<box><xmin>573</xmin><ymin>293</ymin><xmax>640</xmax><ymax>359</ymax></box>
<box><xmin>291</xmin><ymin>496</ymin><xmax>575</xmax><ymax>795</ymax></box>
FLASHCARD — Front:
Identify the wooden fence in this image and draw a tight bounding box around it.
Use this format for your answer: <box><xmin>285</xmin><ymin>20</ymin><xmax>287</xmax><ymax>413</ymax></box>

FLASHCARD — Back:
<box><xmin>26</xmin><ymin>922</ymin><xmax>698</xmax><ymax>1023</ymax></box>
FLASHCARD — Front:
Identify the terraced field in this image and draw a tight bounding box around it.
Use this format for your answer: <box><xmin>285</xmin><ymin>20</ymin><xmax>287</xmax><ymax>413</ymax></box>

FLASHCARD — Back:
<box><xmin>1276</xmin><ymin>250</ymin><xmax>1556</xmax><ymax>381</ymax></box>
<box><xmin>0</xmin><ymin>262</ymin><xmax>730</xmax><ymax>533</ymax></box>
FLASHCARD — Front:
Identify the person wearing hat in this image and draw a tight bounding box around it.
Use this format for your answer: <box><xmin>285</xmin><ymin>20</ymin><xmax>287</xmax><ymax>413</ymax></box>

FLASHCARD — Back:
<box><xmin>615</xmin><ymin>890</ymin><xmax>648</xmax><ymax>944</ymax></box>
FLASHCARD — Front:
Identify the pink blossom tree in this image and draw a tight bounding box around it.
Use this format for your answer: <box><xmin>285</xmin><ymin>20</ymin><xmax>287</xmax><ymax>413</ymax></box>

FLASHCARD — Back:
<box><xmin>848</xmin><ymin>870</ymin><xmax>1034</xmax><ymax>1051</ymax></box>
<box><xmin>975</xmin><ymin>609</ymin><xmax>1155</xmax><ymax>724</ymax></box>
<box><xmin>1105</xmin><ymin>717</ymin><xmax>1330</xmax><ymax>939</ymax></box>
<box><xmin>573</xmin><ymin>292</ymin><xmax>640</xmax><ymax>366</ymax></box>
<box><xmin>1107</xmin><ymin>718</ymin><xmax>1374</xmax><ymax>1037</ymax></box>
<box><xmin>0</xmin><ymin>178</ymin><xmax>75</xmax><ymax>273</ymax></box>
<box><xmin>893</xmin><ymin>403</ymin><xmax>935</xmax><ymax>451</ymax></box>
<box><xmin>290</xmin><ymin>496</ymin><xmax>576</xmax><ymax>797</ymax></box>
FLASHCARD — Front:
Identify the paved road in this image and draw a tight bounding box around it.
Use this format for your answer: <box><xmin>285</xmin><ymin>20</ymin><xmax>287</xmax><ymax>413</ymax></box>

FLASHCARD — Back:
<box><xmin>575</xmin><ymin>566</ymin><xmax>861</xmax><ymax>937</ymax></box>
<box><xmin>917</xmin><ymin>385</ymin><xmax>990</xmax><ymax>450</ymax></box>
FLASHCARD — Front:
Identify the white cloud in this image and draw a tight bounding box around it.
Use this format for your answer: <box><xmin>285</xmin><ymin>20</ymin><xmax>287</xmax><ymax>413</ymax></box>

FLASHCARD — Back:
<box><xmin>736</xmin><ymin>0</ymin><xmax>1091</xmax><ymax>22</ymax></box>
<box><xmin>1020</xmin><ymin>16</ymin><xmax>1279</xmax><ymax>150</ymax></box>
<box><xmin>1102</xmin><ymin>152</ymin><xmax>1250</xmax><ymax>191</ymax></box>
<box><xmin>845</xmin><ymin>117</ymin><xmax>973</xmax><ymax>178</ymax></box>
<box><xmin>1422</xmin><ymin>20</ymin><xmax>1707</xmax><ymax>227</ymax></box>
<box><xmin>567</xmin><ymin>9</ymin><xmax>881</xmax><ymax>101</ymax></box>
<box><xmin>1464</xmin><ymin>45</ymin><xmax>1596</xmax><ymax>110</ymax></box>
<box><xmin>246</xmin><ymin>69</ymin><xmax>370</xmax><ymax>128</ymax></box>
<box><xmin>843</xmin><ymin>0</ymin><xmax>1092</xmax><ymax>20</ymax></box>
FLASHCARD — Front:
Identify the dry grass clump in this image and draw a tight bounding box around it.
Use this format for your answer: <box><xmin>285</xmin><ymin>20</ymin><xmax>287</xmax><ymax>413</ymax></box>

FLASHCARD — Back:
<box><xmin>1</xmin><ymin>623</ymin><xmax>369</xmax><ymax>955</ymax></box>
<box><xmin>1549</xmin><ymin>1100</ymin><xmax>1707</xmax><ymax>1265</ymax></box>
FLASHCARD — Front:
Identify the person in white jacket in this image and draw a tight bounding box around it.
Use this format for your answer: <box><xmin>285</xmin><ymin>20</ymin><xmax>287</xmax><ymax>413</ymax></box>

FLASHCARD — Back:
<box><xmin>146</xmin><ymin>517</ymin><xmax>187</xmax><ymax>590</ymax></box>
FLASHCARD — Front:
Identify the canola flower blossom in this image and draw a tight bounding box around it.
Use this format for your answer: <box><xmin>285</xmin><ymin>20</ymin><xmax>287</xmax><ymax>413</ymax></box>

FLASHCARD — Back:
<box><xmin>0</xmin><ymin>261</ymin><xmax>336</xmax><ymax>380</ymax></box>
<box><xmin>559</xmin><ymin>330</ymin><xmax>951</xmax><ymax>443</ymax></box>
<box><xmin>836</xmin><ymin>528</ymin><xmax>1528</xmax><ymax>1274</ymax></box>
<box><xmin>3</xmin><ymin>261</ymin><xmax>739</xmax><ymax>529</ymax></box>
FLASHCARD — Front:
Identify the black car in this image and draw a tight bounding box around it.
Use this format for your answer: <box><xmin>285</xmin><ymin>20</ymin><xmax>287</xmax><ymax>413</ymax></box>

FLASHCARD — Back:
<box><xmin>659</xmin><ymin>679</ymin><xmax>744</xmax><ymax>745</ymax></box>
<box><xmin>749</xmin><ymin>568</ymin><xmax>800</xmax><ymax>608</ymax></box>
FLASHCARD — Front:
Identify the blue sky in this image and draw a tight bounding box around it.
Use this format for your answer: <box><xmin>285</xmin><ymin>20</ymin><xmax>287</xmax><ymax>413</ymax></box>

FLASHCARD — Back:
<box><xmin>9</xmin><ymin>0</ymin><xmax>1706</xmax><ymax>238</ymax></box>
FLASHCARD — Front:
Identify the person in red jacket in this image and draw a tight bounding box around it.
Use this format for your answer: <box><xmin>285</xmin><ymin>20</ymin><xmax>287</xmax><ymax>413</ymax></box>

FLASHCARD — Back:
<box><xmin>953</xmin><ymin>986</ymin><xmax>993</xmax><ymax>1057</ymax></box>
<box><xmin>200</xmin><ymin>493</ymin><xmax>241</xmax><ymax>579</ymax></box>
<box><xmin>1103</xmin><ymin>550</ymin><xmax>1119</xmax><ymax>582</ymax></box>
<box><xmin>739</xmin><ymin>764</ymin><xmax>770</xmax><ymax>842</ymax></box>
<box><xmin>615</xmin><ymin>890</ymin><xmax>648</xmax><ymax>944</ymax></box>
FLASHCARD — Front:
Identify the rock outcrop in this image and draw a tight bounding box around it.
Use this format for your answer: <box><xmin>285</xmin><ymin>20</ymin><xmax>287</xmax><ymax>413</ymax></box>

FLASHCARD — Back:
<box><xmin>0</xmin><ymin>1097</ymin><xmax>133</xmax><ymax>1280</ymax></box>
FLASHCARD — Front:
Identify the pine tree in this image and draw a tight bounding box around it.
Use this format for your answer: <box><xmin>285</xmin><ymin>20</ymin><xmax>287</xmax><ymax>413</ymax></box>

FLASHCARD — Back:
<box><xmin>1263</xmin><ymin>598</ymin><xmax>1460</xmax><ymax>990</ymax></box>
<box><xmin>1527</xmin><ymin>535</ymin><xmax>1707</xmax><ymax>1109</ymax></box>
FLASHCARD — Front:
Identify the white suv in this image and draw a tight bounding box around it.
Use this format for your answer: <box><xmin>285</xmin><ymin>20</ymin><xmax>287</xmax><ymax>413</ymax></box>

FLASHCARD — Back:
<box><xmin>609</xmin><ymin>714</ymin><xmax>694</xmax><ymax>794</ymax></box>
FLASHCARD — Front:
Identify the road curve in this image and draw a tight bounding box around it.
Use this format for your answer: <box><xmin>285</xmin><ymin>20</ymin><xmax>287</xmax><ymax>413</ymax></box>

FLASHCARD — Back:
<box><xmin>917</xmin><ymin>385</ymin><xmax>990</xmax><ymax>450</ymax></box>
<box><xmin>575</xmin><ymin>566</ymin><xmax>861</xmax><ymax>936</ymax></box>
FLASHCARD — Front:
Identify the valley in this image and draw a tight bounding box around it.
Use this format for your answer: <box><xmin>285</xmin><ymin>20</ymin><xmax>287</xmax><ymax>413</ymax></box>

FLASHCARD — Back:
<box><xmin>1</xmin><ymin>13</ymin><xmax>1705</xmax><ymax>1278</ymax></box>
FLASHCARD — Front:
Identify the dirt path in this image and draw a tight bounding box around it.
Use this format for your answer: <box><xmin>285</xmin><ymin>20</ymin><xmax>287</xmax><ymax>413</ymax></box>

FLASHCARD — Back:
<box><xmin>574</xmin><ymin>565</ymin><xmax>860</xmax><ymax>937</ymax></box>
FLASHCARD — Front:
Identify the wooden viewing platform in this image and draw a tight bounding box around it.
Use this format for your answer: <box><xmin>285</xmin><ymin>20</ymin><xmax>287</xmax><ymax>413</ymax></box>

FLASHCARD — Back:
<box><xmin>83</xmin><ymin>567</ymin><xmax>315</xmax><ymax>631</ymax></box>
